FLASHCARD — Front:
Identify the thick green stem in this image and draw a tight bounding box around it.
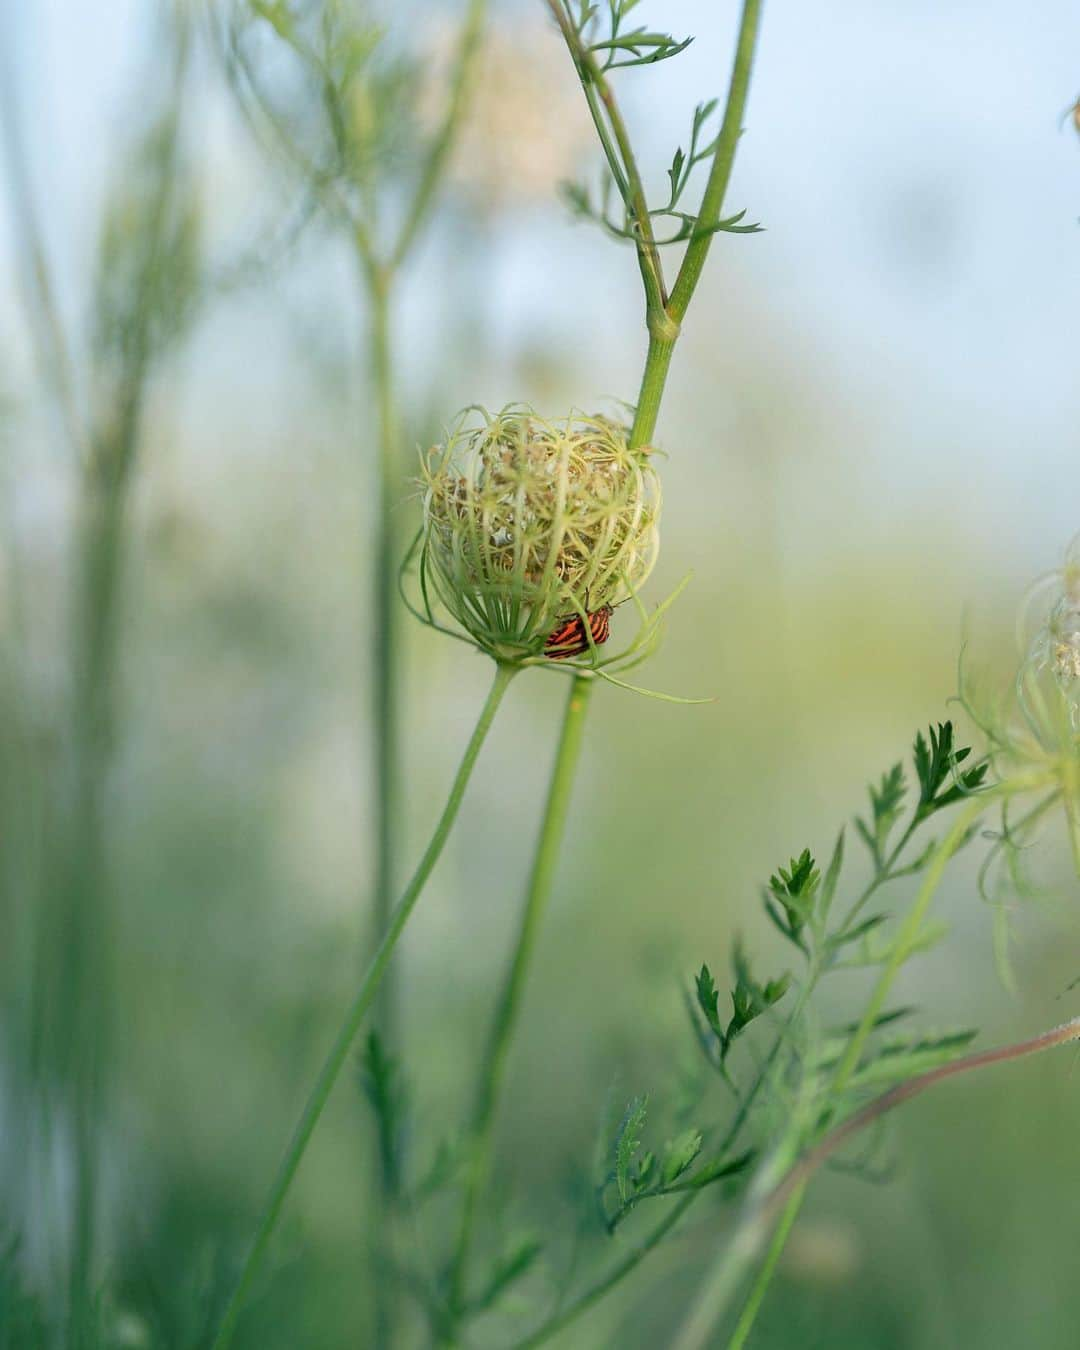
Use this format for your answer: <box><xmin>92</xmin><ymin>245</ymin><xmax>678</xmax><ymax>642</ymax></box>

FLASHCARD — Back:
<box><xmin>211</xmin><ymin>663</ymin><xmax>517</xmax><ymax>1350</ymax></box>
<box><xmin>369</xmin><ymin>267</ymin><xmax>401</xmax><ymax>960</ymax></box>
<box><xmin>448</xmin><ymin>676</ymin><xmax>593</xmax><ymax>1316</ymax></box>
<box><xmin>629</xmin><ymin>334</ymin><xmax>676</xmax><ymax>449</ymax></box>
<box><xmin>367</xmin><ymin>258</ymin><xmax>403</xmax><ymax>1349</ymax></box>
<box><xmin>668</xmin><ymin>0</ymin><xmax>765</xmax><ymax>323</ymax></box>
<box><xmin>626</xmin><ymin>0</ymin><xmax>764</xmax><ymax>448</ymax></box>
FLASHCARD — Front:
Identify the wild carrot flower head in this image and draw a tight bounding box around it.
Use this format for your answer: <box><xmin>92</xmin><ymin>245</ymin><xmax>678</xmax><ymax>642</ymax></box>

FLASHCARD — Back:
<box><xmin>958</xmin><ymin>530</ymin><xmax>1080</xmax><ymax>901</ymax></box>
<box><xmin>416</xmin><ymin>406</ymin><xmax>661</xmax><ymax>666</ymax></box>
<box><xmin>1017</xmin><ymin>529</ymin><xmax>1080</xmax><ymax>744</ymax></box>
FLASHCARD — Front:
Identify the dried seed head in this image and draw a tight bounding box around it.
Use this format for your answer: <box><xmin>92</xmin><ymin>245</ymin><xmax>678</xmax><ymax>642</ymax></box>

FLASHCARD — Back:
<box><xmin>1048</xmin><ymin>532</ymin><xmax>1080</xmax><ymax>697</ymax></box>
<box><xmin>420</xmin><ymin>406</ymin><xmax>661</xmax><ymax>663</ymax></box>
<box><xmin>1016</xmin><ymin>529</ymin><xmax>1080</xmax><ymax>741</ymax></box>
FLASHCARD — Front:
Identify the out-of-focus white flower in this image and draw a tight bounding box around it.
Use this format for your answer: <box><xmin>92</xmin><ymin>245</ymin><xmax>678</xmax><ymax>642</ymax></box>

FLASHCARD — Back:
<box><xmin>1018</xmin><ymin>530</ymin><xmax>1080</xmax><ymax>734</ymax></box>
<box><xmin>419</xmin><ymin>17</ymin><xmax>593</xmax><ymax>209</ymax></box>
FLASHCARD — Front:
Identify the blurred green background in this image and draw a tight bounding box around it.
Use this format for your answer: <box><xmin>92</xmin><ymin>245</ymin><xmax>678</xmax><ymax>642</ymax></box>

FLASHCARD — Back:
<box><xmin>2</xmin><ymin>1</ymin><xmax>1080</xmax><ymax>1346</ymax></box>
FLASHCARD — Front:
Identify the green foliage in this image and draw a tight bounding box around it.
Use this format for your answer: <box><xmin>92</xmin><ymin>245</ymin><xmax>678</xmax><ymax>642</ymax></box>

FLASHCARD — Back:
<box><xmin>573</xmin><ymin>1</ymin><xmax>692</xmax><ymax>72</ymax></box>
<box><xmin>231</xmin><ymin>0</ymin><xmax>416</xmax><ymax>190</ymax></box>
<box><xmin>764</xmin><ymin>849</ymin><xmax>820</xmax><ymax>952</ymax></box>
<box><xmin>565</xmin><ymin>715</ymin><xmax>999</xmax><ymax>1294</ymax></box>
<box><xmin>660</xmin><ymin>1129</ymin><xmax>703</xmax><ymax>1185</ymax></box>
<box><xmin>913</xmin><ymin>721</ymin><xmax>989</xmax><ymax>820</ymax></box>
<box><xmin>93</xmin><ymin>113</ymin><xmax>201</xmax><ymax>371</ymax></box>
<box><xmin>556</xmin><ymin>0</ymin><xmax>761</xmax><ymax>254</ymax></box>
<box><xmin>613</xmin><ymin>1094</ymin><xmax>649</xmax><ymax>1203</ymax></box>
<box><xmin>857</xmin><ymin>763</ymin><xmax>906</xmax><ymax>864</ymax></box>
<box><xmin>844</xmin><ymin>1028</ymin><xmax>979</xmax><ymax>1091</ymax></box>
<box><xmin>564</xmin><ymin>712</ymin><xmax>1004</xmax><ymax>1327</ymax></box>
<box><xmin>596</xmin><ymin>1088</ymin><xmax>754</xmax><ymax>1229</ymax></box>
<box><xmin>695</xmin><ymin>946</ymin><xmax>791</xmax><ymax>1067</ymax></box>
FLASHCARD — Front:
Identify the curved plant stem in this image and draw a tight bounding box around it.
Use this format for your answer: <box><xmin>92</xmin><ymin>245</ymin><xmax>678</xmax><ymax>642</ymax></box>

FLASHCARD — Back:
<box><xmin>448</xmin><ymin>675</ymin><xmax>593</xmax><ymax>1316</ymax></box>
<box><xmin>693</xmin><ymin>1011</ymin><xmax>1080</xmax><ymax>1350</ymax></box>
<box><xmin>211</xmin><ymin>663</ymin><xmax>517</xmax><ymax>1350</ymax></box>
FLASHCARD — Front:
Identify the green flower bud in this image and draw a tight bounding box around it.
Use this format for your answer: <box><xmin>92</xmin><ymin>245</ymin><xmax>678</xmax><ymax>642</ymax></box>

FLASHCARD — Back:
<box><xmin>419</xmin><ymin>406</ymin><xmax>661</xmax><ymax>664</ymax></box>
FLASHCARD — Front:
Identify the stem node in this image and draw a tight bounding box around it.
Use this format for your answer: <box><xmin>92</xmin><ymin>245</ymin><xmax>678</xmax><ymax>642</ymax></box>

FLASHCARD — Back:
<box><xmin>648</xmin><ymin>309</ymin><xmax>681</xmax><ymax>344</ymax></box>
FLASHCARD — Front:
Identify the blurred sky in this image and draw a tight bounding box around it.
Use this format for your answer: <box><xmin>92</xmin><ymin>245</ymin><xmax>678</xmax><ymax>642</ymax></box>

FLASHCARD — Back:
<box><xmin>4</xmin><ymin>0</ymin><xmax>1079</xmax><ymax>595</ymax></box>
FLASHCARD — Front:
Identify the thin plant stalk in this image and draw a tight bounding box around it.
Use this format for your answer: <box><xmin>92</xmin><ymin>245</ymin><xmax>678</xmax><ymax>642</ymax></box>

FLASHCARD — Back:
<box><xmin>364</xmin><ymin>256</ymin><xmax>405</xmax><ymax>1349</ymax></box>
<box><xmin>358</xmin><ymin>0</ymin><xmax>488</xmax><ymax>1046</ymax></box>
<box><xmin>210</xmin><ymin>661</ymin><xmax>517</xmax><ymax>1350</ymax></box>
<box><xmin>351</xmin><ymin>5</ymin><xmax>487</xmax><ymax>1337</ymax></box>
<box><xmin>448</xmin><ymin>675</ymin><xmax>593</xmax><ymax>1315</ymax></box>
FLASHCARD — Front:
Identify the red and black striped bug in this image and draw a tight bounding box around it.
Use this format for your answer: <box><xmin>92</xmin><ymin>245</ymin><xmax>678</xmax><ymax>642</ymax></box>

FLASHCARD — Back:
<box><xmin>543</xmin><ymin>603</ymin><xmax>614</xmax><ymax>660</ymax></box>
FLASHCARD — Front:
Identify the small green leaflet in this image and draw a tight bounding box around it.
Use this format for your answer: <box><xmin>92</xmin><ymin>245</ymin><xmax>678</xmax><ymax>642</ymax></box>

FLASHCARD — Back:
<box><xmin>856</xmin><ymin>762</ymin><xmax>906</xmax><ymax>863</ymax></box>
<box><xmin>661</xmin><ymin>1129</ymin><xmax>703</xmax><ymax>1186</ymax></box>
<box><xmin>764</xmin><ymin>848</ymin><xmax>820</xmax><ymax>951</ymax></box>
<box><xmin>614</xmin><ymin>1095</ymin><xmax>648</xmax><ymax>1203</ymax></box>
<box><xmin>913</xmin><ymin>722</ymin><xmax>988</xmax><ymax>821</ymax></box>
<box><xmin>695</xmin><ymin>947</ymin><xmax>790</xmax><ymax>1064</ymax></box>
